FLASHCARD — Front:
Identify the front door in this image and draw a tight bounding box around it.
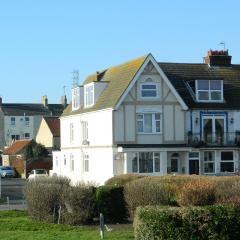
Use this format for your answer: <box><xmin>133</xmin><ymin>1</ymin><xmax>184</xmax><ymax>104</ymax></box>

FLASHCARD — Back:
<box><xmin>189</xmin><ymin>160</ymin><xmax>199</xmax><ymax>175</ymax></box>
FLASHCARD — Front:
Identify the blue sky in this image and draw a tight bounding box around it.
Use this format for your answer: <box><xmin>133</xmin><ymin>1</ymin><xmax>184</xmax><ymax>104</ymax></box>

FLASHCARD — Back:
<box><xmin>0</xmin><ymin>0</ymin><xmax>239</xmax><ymax>103</ymax></box>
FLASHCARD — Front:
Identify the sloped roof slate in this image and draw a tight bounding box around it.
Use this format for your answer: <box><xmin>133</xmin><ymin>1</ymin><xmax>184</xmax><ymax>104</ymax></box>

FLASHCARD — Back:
<box><xmin>3</xmin><ymin>140</ymin><xmax>32</xmax><ymax>155</ymax></box>
<box><xmin>159</xmin><ymin>63</ymin><xmax>240</xmax><ymax>109</ymax></box>
<box><xmin>62</xmin><ymin>55</ymin><xmax>148</xmax><ymax>116</ymax></box>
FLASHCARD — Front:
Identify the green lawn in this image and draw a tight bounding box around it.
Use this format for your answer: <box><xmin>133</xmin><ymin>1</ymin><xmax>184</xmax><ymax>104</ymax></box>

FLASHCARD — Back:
<box><xmin>0</xmin><ymin>211</ymin><xmax>134</xmax><ymax>240</ymax></box>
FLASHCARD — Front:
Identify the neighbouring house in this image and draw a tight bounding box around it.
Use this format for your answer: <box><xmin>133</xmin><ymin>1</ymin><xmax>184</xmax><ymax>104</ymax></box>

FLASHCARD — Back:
<box><xmin>36</xmin><ymin>117</ymin><xmax>60</xmax><ymax>152</ymax></box>
<box><xmin>2</xmin><ymin>140</ymin><xmax>52</xmax><ymax>178</ymax></box>
<box><xmin>0</xmin><ymin>95</ymin><xmax>67</xmax><ymax>150</ymax></box>
<box><xmin>52</xmin><ymin>50</ymin><xmax>240</xmax><ymax>184</ymax></box>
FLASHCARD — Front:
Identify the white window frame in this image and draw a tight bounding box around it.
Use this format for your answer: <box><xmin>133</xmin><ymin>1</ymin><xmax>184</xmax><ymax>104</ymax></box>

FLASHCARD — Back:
<box><xmin>83</xmin><ymin>153</ymin><xmax>89</xmax><ymax>172</ymax></box>
<box><xmin>85</xmin><ymin>84</ymin><xmax>94</xmax><ymax>107</ymax></box>
<box><xmin>220</xmin><ymin>151</ymin><xmax>235</xmax><ymax>173</ymax></box>
<box><xmin>24</xmin><ymin>133</ymin><xmax>30</xmax><ymax>139</ymax></box>
<box><xmin>132</xmin><ymin>152</ymin><xmax>160</xmax><ymax>173</ymax></box>
<box><xmin>70</xmin><ymin>153</ymin><xmax>74</xmax><ymax>172</ymax></box>
<box><xmin>137</xmin><ymin>113</ymin><xmax>161</xmax><ymax>134</ymax></box>
<box><xmin>81</xmin><ymin>121</ymin><xmax>88</xmax><ymax>143</ymax></box>
<box><xmin>25</xmin><ymin>117</ymin><xmax>30</xmax><ymax>126</ymax></box>
<box><xmin>70</xmin><ymin>123</ymin><xmax>74</xmax><ymax>143</ymax></box>
<box><xmin>196</xmin><ymin>80</ymin><xmax>223</xmax><ymax>102</ymax></box>
<box><xmin>11</xmin><ymin>117</ymin><xmax>16</xmax><ymax>126</ymax></box>
<box><xmin>203</xmin><ymin>151</ymin><xmax>216</xmax><ymax>174</ymax></box>
<box><xmin>140</xmin><ymin>82</ymin><xmax>159</xmax><ymax>99</ymax></box>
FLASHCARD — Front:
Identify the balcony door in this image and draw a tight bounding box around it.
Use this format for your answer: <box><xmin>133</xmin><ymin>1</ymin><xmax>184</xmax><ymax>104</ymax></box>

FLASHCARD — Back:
<box><xmin>202</xmin><ymin>116</ymin><xmax>226</xmax><ymax>145</ymax></box>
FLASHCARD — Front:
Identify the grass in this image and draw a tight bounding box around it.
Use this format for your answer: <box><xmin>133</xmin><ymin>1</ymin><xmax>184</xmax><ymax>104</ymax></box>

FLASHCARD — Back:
<box><xmin>0</xmin><ymin>210</ymin><xmax>134</xmax><ymax>240</ymax></box>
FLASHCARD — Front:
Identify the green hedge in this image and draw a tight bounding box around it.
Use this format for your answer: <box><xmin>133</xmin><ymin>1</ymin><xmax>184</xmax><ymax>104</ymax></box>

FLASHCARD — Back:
<box><xmin>134</xmin><ymin>205</ymin><xmax>240</xmax><ymax>240</ymax></box>
<box><xmin>96</xmin><ymin>186</ymin><xmax>127</xmax><ymax>223</ymax></box>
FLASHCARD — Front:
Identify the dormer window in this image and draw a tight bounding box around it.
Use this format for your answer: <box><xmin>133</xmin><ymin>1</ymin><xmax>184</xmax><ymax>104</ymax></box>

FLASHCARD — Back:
<box><xmin>72</xmin><ymin>86</ymin><xmax>81</xmax><ymax>111</ymax></box>
<box><xmin>140</xmin><ymin>82</ymin><xmax>158</xmax><ymax>98</ymax></box>
<box><xmin>196</xmin><ymin>80</ymin><xmax>223</xmax><ymax>102</ymax></box>
<box><xmin>85</xmin><ymin>84</ymin><xmax>94</xmax><ymax>107</ymax></box>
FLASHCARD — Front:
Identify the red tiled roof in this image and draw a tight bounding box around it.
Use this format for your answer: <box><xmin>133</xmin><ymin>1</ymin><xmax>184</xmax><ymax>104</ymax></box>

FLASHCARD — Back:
<box><xmin>44</xmin><ymin>117</ymin><xmax>60</xmax><ymax>137</ymax></box>
<box><xmin>3</xmin><ymin>140</ymin><xmax>32</xmax><ymax>155</ymax></box>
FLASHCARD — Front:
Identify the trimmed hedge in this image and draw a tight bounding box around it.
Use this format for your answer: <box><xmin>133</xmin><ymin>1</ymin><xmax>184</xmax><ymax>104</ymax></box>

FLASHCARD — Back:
<box><xmin>134</xmin><ymin>205</ymin><xmax>240</xmax><ymax>240</ymax></box>
<box><xmin>96</xmin><ymin>186</ymin><xmax>127</xmax><ymax>223</ymax></box>
<box><xmin>62</xmin><ymin>184</ymin><xmax>96</xmax><ymax>225</ymax></box>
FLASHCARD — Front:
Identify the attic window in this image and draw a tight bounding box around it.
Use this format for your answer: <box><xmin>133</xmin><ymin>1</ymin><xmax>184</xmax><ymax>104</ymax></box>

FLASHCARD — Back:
<box><xmin>196</xmin><ymin>80</ymin><xmax>223</xmax><ymax>102</ymax></box>
<box><xmin>85</xmin><ymin>84</ymin><xmax>94</xmax><ymax>107</ymax></box>
<box><xmin>140</xmin><ymin>82</ymin><xmax>158</xmax><ymax>98</ymax></box>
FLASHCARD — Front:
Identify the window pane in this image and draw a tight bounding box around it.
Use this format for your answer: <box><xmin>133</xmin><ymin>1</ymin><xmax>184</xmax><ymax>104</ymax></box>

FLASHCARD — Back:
<box><xmin>210</xmin><ymin>80</ymin><xmax>221</xmax><ymax>90</ymax></box>
<box><xmin>137</xmin><ymin>114</ymin><xmax>143</xmax><ymax>120</ymax></box>
<box><xmin>142</xmin><ymin>90</ymin><xmax>157</xmax><ymax>97</ymax></box>
<box><xmin>137</xmin><ymin>121</ymin><xmax>143</xmax><ymax>132</ymax></box>
<box><xmin>198</xmin><ymin>80</ymin><xmax>209</xmax><ymax>90</ymax></box>
<box><xmin>155</xmin><ymin>113</ymin><xmax>160</xmax><ymax>120</ymax></box>
<box><xmin>144</xmin><ymin>114</ymin><xmax>152</xmax><ymax>133</ymax></box>
<box><xmin>189</xmin><ymin>152</ymin><xmax>199</xmax><ymax>158</ymax></box>
<box><xmin>204</xmin><ymin>151</ymin><xmax>214</xmax><ymax>161</ymax></box>
<box><xmin>221</xmin><ymin>162</ymin><xmax>234</xmax><ymax>172</ymax></box>
<box><xmin>221</xmin><ymin>152</ymin><xmax>233</xmax><ymax>161</ymax></box>
<box><xmin>154</xmin><ymin>153</ymin><xmax>160</xmax><ymax>172</ymax></box>
<box><xmin>204</xmin><ymin>163</ymin><xmax>215</xmax><ymax>173</ymax></box>
<box><xmin>139</xmin><ymin>152</ymin><xmax>153</xmax><ymax>173</ymax></box>
<box><xmin>132</xmin><ymin>154</ymin><xmax>138</xmax><ymax>173</ymax></box>
<box><xmin>211</xmin><ymin>91</ymin><xmax>221</xmax><ymax>100</ymax></box>
<box><xmin>198</xmin><ymin>91</ymin><xmax>209</xmax><ymax>100</ymax></box>
<box><xmin>142</xmin><ymin>85</ymin><xmax>156</xmax><ymax>90</ymax></box>
<box><xmin>156</xmin><ymin>121</ymin><xmax>160</xmax><ymax>132</ymax></box>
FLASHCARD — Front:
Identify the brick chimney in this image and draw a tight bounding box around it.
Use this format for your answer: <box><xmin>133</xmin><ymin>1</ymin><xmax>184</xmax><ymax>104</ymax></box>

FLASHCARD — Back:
<box><xmin>61</xmin><ymin>95</ymin><xmax>67</xmax><ymax>108</ymax></box>
<box><xmin>204</xmin><ymin>49</ymin><xmax>232</xmax><ymax>66</ymax></box>
<box><xmin>42</xmin><ymin>95</ymin><xmax>48</xmax><ymax>107</ymax></box>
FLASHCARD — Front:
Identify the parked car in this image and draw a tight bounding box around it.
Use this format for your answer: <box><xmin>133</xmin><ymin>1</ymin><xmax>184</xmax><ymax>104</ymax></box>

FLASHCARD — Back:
<box><xmin>28</xmin><ymin>169</ymin><xmax>48</xmax><ymax>180</ymax></box>
<box><xmin>0</xmin><ymin>166</ymin><xmax>15</xmax><ymax>178</ymax></box>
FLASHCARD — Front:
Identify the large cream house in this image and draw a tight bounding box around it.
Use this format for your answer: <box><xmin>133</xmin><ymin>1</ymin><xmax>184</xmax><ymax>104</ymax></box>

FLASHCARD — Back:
<box><xmin>53</xmin><ymin>51</ymin><xmax>240</xmax><ymax>184</ymax></box>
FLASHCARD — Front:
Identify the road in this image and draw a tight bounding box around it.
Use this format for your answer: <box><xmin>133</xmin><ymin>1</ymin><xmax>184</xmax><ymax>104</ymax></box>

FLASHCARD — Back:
<box><xmin>0</xmin><ymin>178</ymin><xmax>26</xmax><ymax>200</ymax></box>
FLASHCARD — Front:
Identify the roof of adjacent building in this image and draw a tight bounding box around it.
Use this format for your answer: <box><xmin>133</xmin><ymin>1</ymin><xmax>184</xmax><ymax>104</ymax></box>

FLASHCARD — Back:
<box><xmin>0</xmin><ymin>103</ymin><xmax>65</xmax><ymax>116</ymax></box>
<box><xmin>3</xmin><ymin>140</ymin><xmax>33</xmax><ymax>155</ymax></box>
<box><xmin>44</xmin><ymin>117</ymin><xmax>60</xmax><ymax>137</ymax></box>
<box><xmin>159</xmin><ymin>62</ymin><xmax>240</xmax><ymax>109</ymax></box>
<box><xmin>62</xmin><ymin>55</ymin><xmax>148</xmax><ymax>116</ymax></box>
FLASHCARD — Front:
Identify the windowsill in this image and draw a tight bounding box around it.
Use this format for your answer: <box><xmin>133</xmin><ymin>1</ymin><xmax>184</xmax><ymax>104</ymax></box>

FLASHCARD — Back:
<box><xmin>196</xmin><ymin>100</ymin><xmax>224</xmax><ymax>103</ymax></box>
<box><xmin>137</xmin><ymin>132</ymin><xmax>162</xmax><ymax>135</ymax></box>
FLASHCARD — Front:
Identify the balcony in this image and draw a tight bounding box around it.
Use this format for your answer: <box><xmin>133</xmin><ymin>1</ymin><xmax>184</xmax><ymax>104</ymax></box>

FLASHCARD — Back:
<box><xmin>187</xmin><ymin>131</ymin><xmax>240</xmax><ymax>147</ymax></box>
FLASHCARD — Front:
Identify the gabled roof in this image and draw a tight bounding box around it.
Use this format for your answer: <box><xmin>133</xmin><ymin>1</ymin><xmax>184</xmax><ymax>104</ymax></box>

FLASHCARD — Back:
<box><xmin>3</xmin><ymin>140</ymin><xmax>33</xmax><ymax>155</ymax></box>
<box><xmin>44</xmin><ymin>117</ymin><xmax>60</xmax><ymax>137</ymax></box>
<box><xmin>62</xmin><ymin>55</ymin><xmax>149</xmax><ymax>116</ymax></box>
<box><xmin>0</xmin><ymin>103</ymin><xmax>65</xmax><ymax>116</ymax></box>
<box><xmin>159</xmin><ymin>62</ymin><xmax>240</xmax><ymax>109</ymax></box>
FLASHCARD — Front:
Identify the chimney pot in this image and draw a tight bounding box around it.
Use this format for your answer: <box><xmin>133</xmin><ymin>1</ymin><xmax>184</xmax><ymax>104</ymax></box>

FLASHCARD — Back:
<box><xmin>204</xmin><ymin>49</ymin><xmax>231</xmax><ymax>66</ymax></box>
<box><xmin>61</xmin><ymin>95</ymin><xmax>67</xmax><ymax>108</ymax></box>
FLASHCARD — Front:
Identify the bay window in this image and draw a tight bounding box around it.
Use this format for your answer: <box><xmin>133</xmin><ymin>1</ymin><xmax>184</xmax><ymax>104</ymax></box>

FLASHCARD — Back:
<box><xmin>132</xmin><ymin>152</ymin><xmax>160</xmax><ymax>173</ymax></box>
<box><xmin>203</xmin><ymin>151</ymin><xmax>215</xmax><ymax>173</ymax></box>
<box><xmin>137</xmin><ymin>113</ymin><xmax>161</xmax><ymax>133</ymax></box>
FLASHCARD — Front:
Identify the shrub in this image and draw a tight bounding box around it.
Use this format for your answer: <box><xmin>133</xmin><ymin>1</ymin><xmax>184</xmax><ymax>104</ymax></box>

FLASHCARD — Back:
<box><xmin>96</xmin><ymin>185</ymin><xmax>127</xmax><ymax>223</ymax></box>
<box><xmin>124</xmin><ymin>177</ymin><xmax>176</xmax><ymax>218</ymax></box>
<box><xmin>105</xmin><ymin>174</ymin><xmax>145</xmax><ymax>186</ymax></box>
<box><xmin>134</xmin><ymin>205</ymin><xmax>240</xmax><ymax>240</ymax></box>
<box><xmin>177</xmin><ymin>179</ymin><xmax>216</xmax><ymax>206</ymax></box>
<box><xmin>25</xmin><ymin>177</ymin><xmax>70</xmax><ymax>222</ymax></box>
<box><xmin>215</xmin><ymin>180</ymin><xmax>240</xmax><ymax>208</ymax></box>
<box><xmin>62</xmin><ymin>183</ymin><xmax>96</xmax><ymax>225</ymax></box>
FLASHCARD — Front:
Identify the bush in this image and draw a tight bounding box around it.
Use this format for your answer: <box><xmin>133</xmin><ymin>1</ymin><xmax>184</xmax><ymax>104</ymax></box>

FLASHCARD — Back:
<box><xmin>25</xmin><ymin>177</ymin><xmax>70</xmax><ymax>222</ymax></box>
<box><xmin>215</xmin><ymin>180</ymin><xmax>240</xmax><ymax>208</ymax></box>
<box><xmin>62</xmin><ymin>183</ymin><xmax>96</xmax><ymax>225</ymax></box>
<box><xmin>105</xmin><ymin>174</ymin><xmax>145</xmax><ymax>186</ymax></box>
<box><xmin>134</xmin><ymin>205</ymin><xmax>240</xmax><ymax>240</ymax></box>
<box><xmin>96</xmin><ymin>185</ymin><xmax>127</xmax><ymax>223</ymax></box>
<box><xmin>124</xmin><ymin>177</ymin><xmax>176</xmax><ymax>218</ymax></box>
<box><xmin>177</xmin><ymin>179</ymin><xmax>216</xmax><ymax>206</ymax></box>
